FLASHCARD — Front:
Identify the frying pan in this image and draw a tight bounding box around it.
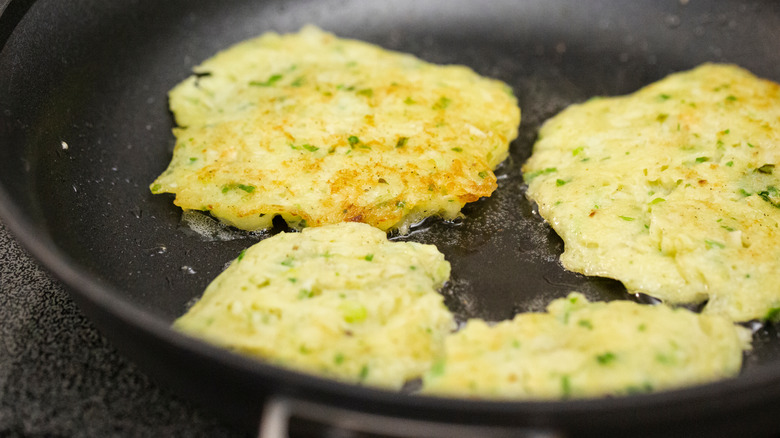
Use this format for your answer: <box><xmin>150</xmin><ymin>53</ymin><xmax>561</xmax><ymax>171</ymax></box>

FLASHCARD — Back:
<box><xmin>1</xmin><ymin>0</ymin><xmax>780</xmax><ymax>436</ymax></box>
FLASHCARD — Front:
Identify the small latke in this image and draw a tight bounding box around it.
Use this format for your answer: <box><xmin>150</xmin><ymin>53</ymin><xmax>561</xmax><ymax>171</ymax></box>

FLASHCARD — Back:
<box><xmin>151</xmin><ymin>26</ymin><xmax>520</xmax><ymax>233</ymax></box>
<box><xmin>173</xmin><ymin>222</ymin><xmax>454</xmax><ymax>389</ymax></box>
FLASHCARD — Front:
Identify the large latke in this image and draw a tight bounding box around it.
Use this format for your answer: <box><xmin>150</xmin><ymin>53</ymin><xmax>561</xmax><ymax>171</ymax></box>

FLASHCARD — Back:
<box><xmin>422</xmin><ymin>293</ymin><xmax>750</xmax><ymax>399</ymax></box>
<box><xmin>151</xmin><ymin>26</ymin><xmax>520</xmax><ymax>233</ymax></box>
<box><xmin>523</xmin><ymin>64</ymin><xmax>780</xmax><ymax>322</ymax></box>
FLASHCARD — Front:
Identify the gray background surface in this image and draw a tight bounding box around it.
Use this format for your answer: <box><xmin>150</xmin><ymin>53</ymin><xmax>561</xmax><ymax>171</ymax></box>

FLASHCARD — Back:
<box><xmin>0</xmin><ymin>220</ymin><xmax>243</xmax><ymax>437</ymax></box>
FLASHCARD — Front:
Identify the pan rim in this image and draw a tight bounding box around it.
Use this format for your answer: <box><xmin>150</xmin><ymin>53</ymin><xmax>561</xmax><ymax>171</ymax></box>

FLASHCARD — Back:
<box><xmin>2</xmin><ymin>0</ymin><xmax>780</xmax><ymax>432</ymax></box>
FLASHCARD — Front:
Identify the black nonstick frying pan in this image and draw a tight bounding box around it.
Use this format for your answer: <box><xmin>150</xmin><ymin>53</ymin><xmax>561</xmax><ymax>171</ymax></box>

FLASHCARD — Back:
<box><xmin>2</xmin><ymin>0</ymin><xmax>780</xmax><ymax>436</ymax></box>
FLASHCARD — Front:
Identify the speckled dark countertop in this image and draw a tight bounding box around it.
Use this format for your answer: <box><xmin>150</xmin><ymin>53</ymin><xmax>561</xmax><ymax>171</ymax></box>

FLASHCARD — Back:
<box><xmin>0</xmin><ymin>220</ymin><xmax>245</xmax><ymax>437</ymax></box>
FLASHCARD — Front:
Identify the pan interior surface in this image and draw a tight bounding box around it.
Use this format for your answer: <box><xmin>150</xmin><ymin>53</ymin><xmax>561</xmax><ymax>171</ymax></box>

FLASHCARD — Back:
<box><xmin>2</xmin><ymin>0</ymin><xmax>780</xmax><ymax>434</ymax></box>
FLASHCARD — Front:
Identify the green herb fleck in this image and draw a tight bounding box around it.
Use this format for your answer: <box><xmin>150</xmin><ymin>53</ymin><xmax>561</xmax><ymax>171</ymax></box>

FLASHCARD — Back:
<box><xmin>556</xmin><ymin>179</ymin><xmax>568</xmax><ymax>186</ymax></box>
<box><xmin>649</xmin><ymin>197</ymin><xmax>666</xmax><ymax>205</ymax></box>
<box><xmin>524</xmin><ymin>167</ymin><xmax>557</xmax><ymax>182</ymax></box>
<box><xmin>237</xmin><ymin>249</ymin><xmax>247</xmax><ymax>262</ymax></box>
<box><xmin>403</xmin><ymin>97</ymin><xmax>416</xmax><ymax>105</ymax></box>
<box><xmin>705</xmin><ymin>239</ymin><xmax>725</xmax><ymax>249</ymax></box>
<box><xmin>578</xmin><ymin>319</ymin><xmax>593</xmax><ymax>329</ymax></box>
<box><xmin>250</xmin><ymin>74</ymin><xmax>283</xmax><ymax>87</ymax></box>
<box><xmin>364</xmin><ymin>254</ymin><xmax>374</xmax><ymax>262</ymax></box>
<box><xmin>395</xmin><ymin>137</ymin><xmax>408</xmax><ymax>148</ymax></box>
<box><xmin>572</xmin><ymin>146</ymin><xmax>584</xmax><ymax>156</ymax></box>
<box><xmin>359</xmin><ymin>365</ymin><xmax>370</xmax><ymax>380</ymax></box>
<box><xmin>757</xmin><ymin>164</ymin><xmax>775</xmax><ymax>174</ymax></box>
<box><xmin>451</xmin><ymin>147</ymin><xmax>463</xmax><ymax>152</ymax></box>
<box><xmin>561</xmin><ymin>375</ymin><xmax>572</xmax><ymax>397</ymax></box>
<box><xmin>290</xmin><ymin>76</ymin><xmax>305</xmax><ymax>87</ymax></box>
<box><xmin>348</xmin><ymin>136</ymin><xmax>360</xmax><ymax>147</ymax></box>
<box><xmin>298</xmin><ymin>289</ymin><xmax>314</xmax><ymax>299</ymax></box>
<box><xmin>281</xmin><ymin>257</ymin><xmax>295</xmax><ymax>267</ymax></box>
<box><xmin>302</xmin><ymin>144</ymin><xmax>319</xmax><ymax>152</ymax></box>
<box><xmin>432</xmin><ymin>96</ymin><xmax>452</xmax><ymax>110</ymax></box>
<box><xmin>721</xmin><ymin>225</ymin><xmax>736</xmax><ymax>232</ymax></box>
<box><xmin>222</xmin><ymin>183</ymin><xmax>256</xmax><ymax>194</ymax></box>
<box><xmin>695</xmin><ymin>156</ymin><xmax>709</xmax><ymax>163</ymax></box>
<box><xmin>764</xmin><ymin>306</ymin><xmax>780</xmax><ymax>323</ymax></box>
<box><xmin>189</xmin><ymin>157</ymin><xmax>198</xmax><ymax>163</ymax></box>
<box><xmin>726</xmin><ymin>161</ymin><xmax>734</xmax><ymax>167</ymax></box>
<box><xmin>341</xmin><ymin>302</ymin><xmax>368</xmax><ymax>323</ymax></box>
<box><xmin>596</xmin><ymin>352</ymin><xmax>616</xmax><ymax>365</ymax></box>
<box><xmin>334</xmin><ymin>353</ymin><xmax>345</xmax><ymax>365</ymax></box>
<box><xmin>356</xmin><ymin>88</ymin><xmax>373</xmax><ymax>97</ymax></box>
<box><xmin>656</xmin><ymin>113</ymin><xmax>669</xmax><ymax>123</ymax></box>
<box><xmin>658</xmin><ymin>93</ymin><xmax>671</xmax><ymax>100</ymax></box>
<box><xmin>429</xmin><ymin>360</ymin><xmax>446</xmax><ymax>377</ymax></box>
<box><xmin>619</xmin><ymin>216</ymin><xmax>635</xmax><ymax>221</ymax></box>
<box><xmin>150</xmin><ymin>183</ymin><xmax>162</xmax><ymax>193</ymax></box>
<box><xmin>725</xmin><ymin>95</ymin><xmax>738</xmax><ymax>102</ymax></box>
<box><xmin>478</xmin><ymin>171</ymin><xmax>488</xmax><ymax>179</ymax></box>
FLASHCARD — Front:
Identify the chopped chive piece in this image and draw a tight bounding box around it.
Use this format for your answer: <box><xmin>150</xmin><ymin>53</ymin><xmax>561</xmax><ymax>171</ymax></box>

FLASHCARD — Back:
<box><xmin>556</xmin><ymin>179</ymin><xmax>567</xmax><ymax>186</ymax></box>
<box><xmin>364</xmin><ymin>254</ymin><xmax>374</xmax><ymax>261</ymax></box>
<box><xmin>395</xmin><ymin>137</ymin><xmax>408</xmax><ymax>148</ymax></box>
<box><xmin>403</xmin><ymin>97</ymin><xmax>416</xmax><ymax>105</ymax></box>
<box><xmin>348</xmin><ymin>135</ymin><xmax>360</xmax><ymax>147</ymax></box>
<box><xmin>237</xmin><ymin>184</ymin><xmax>255</xmax><ymax>193</ymax></box>
<box><xmin>302</xmin><ymin>144</ymin><xmax>319</xmax><ymax>152</ymax></box>
<box><xmin>705</xmin><ymin>239</ymin><xmax>725</xmax><ymax>249</ymax></box>
<box><xmin>596</xmin><ymin>352</ymin><xmax>616</xmax><ymax>365</ymax></box>
<box><xmin>151</xmin><ymin>183</ymin><xmax>162</xmax><ymax>192</ymax></box>
<box><xmin>250</xmin><ymin>74</ymin><xmax>283</xmax><ymax>87</ymax></box>
<box><xmin>356</xmin><ymin>88</ymin><xmax>373</xmax><ymax>97</ymax></box>
<box><xmin>757</xmin><ymin>164</ymin><xmax>775</xmax><ymax>174</ymax></box>
<box><xmin>281</xmin><ymin>257</ymin><xmax>295</xmax><ymax>267</ymax></box>
<box><xmin>619</xmin><ymin>216</ymin><xmax>635</xmax><ymax>221</ymax></box>
<box><xmin>695</xmin><ymin>156</ymin><xmax>709</xmax><ymax>163</ymax></box>
<box><xmin>451</xmin><ymin>147</ymin><xmax>463</xmax><ymax>152</ymax></box>
<box><xmin>656</xmin><ymin>113</ymin><xmax>669</xmax><ymax>123</ymax></box>
<box><xmin>359</xmin><ymin>365</ymin><xmax>369</xmax><ymax>380</ymax></box>
<box><xmin>572</xmin><ymin>146</ymin><xmax>584</xmax><ymax>156</ymax></box>
<box><xmin>290</xmin><ymin>76</ymin><xmax>305</xmax><ymax>87</ymax></box>
<box><xmin>237</xmin><ymin>249</ymin><xmax>247</xmax><ymax>261</ymax></box>
<box><xmin>561</xmin><ymin>375</ymin><xmax>572</xmax><ymax>397</ymax></box>
<box><xmin>432</xmin><ymin>96</ymin><xmax>452</xmax><ymax>110</ymax></box>
<box><xmin>478</xmin><ymin>171</ymin><xmax>488</xmax><ymax>179</ymax></box>
<box><xmin>725</xmin><ymin>95</ymin><xmax>738</xmax><ymax>102</ymax></box>
<box><xmin>429</xmin><ymin>360</ymin><xmax>445</xmax><ymax>376</ymax></box>
<box><xmin>764</xmin><ymin>307</ymin><xmax>780</xmax><ymax>323</ymax></box>
<box><xmin>649</xmin><ymin>197</ymin><xmax>666</xmax><ymax>205</ymax></box>
<box><xmin>721</xmin><ymin>225</ymin><xmax>736</xmax><ymax>232</ymax></box>
<box><xmin>658</xmin><ymin>93</ymin><xmax>671</xmax><ymax>100</ymax></box>
<box><xmin>334</xmin><ymin>353</ymin><xmax>345</xmax><ymax>365</ymax></box>
<box><xmin>577</xmin><ymin>319</ymin><xmax>593</xmax><ymax>329</ymax></box>
<box><xmin>524</xmin><ymin>167</ymin><xmax>557</xmax><ymax>182</ymax></box>
<box><xmin>726</xmin><ymin>161</ymin><xmax>734</xmax><ymax>167</ymax></box>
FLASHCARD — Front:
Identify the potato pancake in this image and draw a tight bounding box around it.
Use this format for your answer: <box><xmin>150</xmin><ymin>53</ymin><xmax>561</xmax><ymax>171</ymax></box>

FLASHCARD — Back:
<box><xmin>151</xmin><ymin>26</ymin><xmax>520</xmax><ymax>233</ymax></box>
<box><xmin>173</xmin><ymin>222</ymin><xmax>454</xmax><ymax>389</ymax></box>
<box><xmin>422</xmin><ymin>293</ymin><xmax>750</xmax><ymax>399</ymax></box>
<box><xmin>523</xmin><ymin>64</ymin><xmax>780</xmax><ymax>322</ymax></box>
